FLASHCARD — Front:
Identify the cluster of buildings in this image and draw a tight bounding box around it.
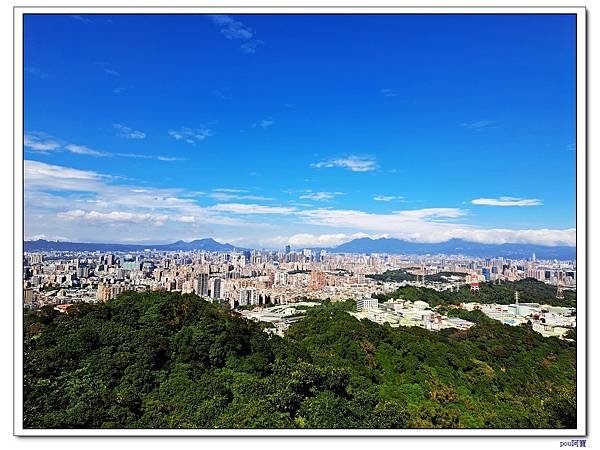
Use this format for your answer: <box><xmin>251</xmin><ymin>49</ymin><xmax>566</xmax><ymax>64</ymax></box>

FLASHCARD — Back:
<box><xmin>23</xmin><ymin>248</ymin><xmax>577</xmax><ymax>339</ymax></box>
<box><xmin>458</xmin><ymin>298</ymin><xmax>576</xmax><ymax>339</ymax></box>
<box><xmin>350</xmin><ymin>294</ymin><xmax>576</xmax><ymax>340</ymax></box>
<box><xmin>351</xmin><ymin>298</ymin><xmax>476</xmax><ymax>331</ymax></box>
<box><xmin>238</xmin><ymin>301</ymin><xmax>322</xmax><ymax>337</ymax></box>
<box><xmin>23</xmin><ymin>249</ymin><xmax>405</xmax><ymax>310</ymax></box>
<box><xmin>400</xmin><ymin>253</ymin><xmax>576</xmax><ymax>289</ymax></box>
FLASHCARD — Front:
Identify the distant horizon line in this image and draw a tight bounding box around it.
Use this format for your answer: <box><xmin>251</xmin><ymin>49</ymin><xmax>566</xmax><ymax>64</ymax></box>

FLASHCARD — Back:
<box><xmin>23</xmin><ymin>236</ymin><xmax>577</xmax><ymax>249</ymax></box>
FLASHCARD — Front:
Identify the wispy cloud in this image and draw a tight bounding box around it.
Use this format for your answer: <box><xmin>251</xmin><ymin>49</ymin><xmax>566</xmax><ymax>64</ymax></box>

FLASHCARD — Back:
<box><xmin>168</xmin><ymin>126</ymin><xmax>213</xmax><ymax>145</ymax></box>
<box><xmin>24</xmin><ymin>133</ymin><xmax>61</xmax><ymax>151</ymax></box>
<box><xmin>312</xmin><ymin>155</ymin><xmax>378</xmax><ymax>172</ymax></box>
<box><xmin>203</xmin><ymin>188</ymin><xmax>272</xmax><ymax>202</ymax></box>
<box><xmin>71</xmin><ymin>15</ymin><xmax>93</xmax><ymax>24</ymax></box>
<box><xmin>252</xmin><ymin>117</ymin><xmax>275</xmax><ymax>129</ymax></box>
<box><xmin>113</xmin><ymin>86</ymin><xmax>133</xmax><ymax>95</ymax></box>
<box><xmin>373</xmin><ymin>195</ymin><xmax>404</xmax><ymax>202</ymax></box>
<box><xmin>214</xmin><ymin>87</ymin><xmax>233</xmax><ymax>101</ymax></box>
<box><xmin>25</xmin><ymin>160</ymin><xmax>245</xmax><ymax>238</ymax></box>
<box><xmin>380</xmin><ymin>88</ymin><xmax>397</xmax><ymax>97</ymax></box>
<box><xmin>459</xmin><ymin>120</ymin><xmax>499</xmax><ymax>131</ymax></box>
<box><xmin>65</xmin><ymin>144</ymin><xmax>109</xmax><ymax>157</ymax></box>
<box><xmin>95</xmin><ymin>62</ymin><xmax>120</xmax><ymax>76</ymax></box>
<box><xmin>210</xmin><ymin>14</ymin><xmax>253</xmax><ymax>39</ymax></box>
<box><xmin>208</xmin><ymin>15</ymin><xmax>264</xmax><ymax>53</ymax></box>
<box><xmin>25</xmin><ymin>66</ymin><xmax>48</xmax><ymax>79</ymax></box>
<box><xmin>25</xmin><ymin>131</ymin><xmax>182</xmax><ymax>162</ymax></box>
<box><xmin>471</xmin><ymin>197</ymin><xmax>543</xmax><ymax>207</ymax></box>
<box><xmin>208</xmin><ymin>192</ymin><xmax>272</xmax><ymax>202</ymax></box>
<box><xmin>113</xmin><ymin>123</ymin><xmax>146</xmax><ymax>139</ymax></box>
<box><xmin>261</xmin><ymin>232</ymin><xmax>380</xmax><ymax>249</ymax></box>
<box><xmin>58</xmin><ymin>209</ymin><xmax>168</xmax><ymax>226</ymax></box>
<box><xmin>299</xmin><ymin>191</ymin><xmax>344</xmax><ymax>201</ymax></box>
<box><xmin>214</xmin><ymin>188</ymin><xmax>247</xmax><ymax>193</ymax></box>
<box><xmin>115</xmin><ymin>153</ymin><xmax>185</xmax><ymax>162</ymax></box>
<box><xmin>240</xmin><ymin>39</ymin><xmax>264</xmax><ymax>54</ymax></box>
<box><xmin>208</xmin><ymin>203</ymin><xmax>297</xmax><ymax>215</ymax></box>
<box><xmin>24</xmin><ymin>160</ymin><xmax>574</xmax><ymax>247</ymax></box>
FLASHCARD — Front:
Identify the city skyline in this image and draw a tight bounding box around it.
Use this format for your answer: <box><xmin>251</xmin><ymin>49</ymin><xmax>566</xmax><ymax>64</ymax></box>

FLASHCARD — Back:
<box><xmin>24</xmin><ymin>14</ymin><xmax>576</xmax><ymax>248</ymax></box>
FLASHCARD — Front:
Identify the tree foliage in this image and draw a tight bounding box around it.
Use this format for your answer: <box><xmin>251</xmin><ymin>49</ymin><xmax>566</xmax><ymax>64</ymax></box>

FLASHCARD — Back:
<box><xmin>24</xmin><ymin>290</ymin><xmax>576</xmax><ymax>429</ymax></box>
<box><xmin>374</xmin><ymin>278</ymin><xmax>576</xmax><ymax>308</ymax></box>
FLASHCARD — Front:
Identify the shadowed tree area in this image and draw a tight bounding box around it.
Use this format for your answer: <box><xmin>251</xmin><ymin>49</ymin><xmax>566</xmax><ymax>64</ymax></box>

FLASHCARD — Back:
<box><xmin>24</xmin><ymin>291</ymin><xmax>576</xmax><ymax>429</ymax></box>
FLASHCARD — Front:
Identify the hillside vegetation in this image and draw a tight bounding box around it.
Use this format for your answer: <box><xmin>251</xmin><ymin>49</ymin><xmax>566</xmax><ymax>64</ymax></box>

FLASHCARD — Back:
<box><xmin>373</xmin><ymin>277</ymin><xmax>576</xmax><ymax>308</ymax></box>
<box><xmin>24</xmin><ymin>291</ymin><xmax>576</xmax><ymax>429</ymax></box>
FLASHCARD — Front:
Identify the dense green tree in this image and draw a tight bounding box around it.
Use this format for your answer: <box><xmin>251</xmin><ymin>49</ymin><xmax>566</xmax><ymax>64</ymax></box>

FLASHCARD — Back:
<box><xmin>23</xmin><ymin>290</ymin><xmax>576</xmax><ymax>429</ymax></box>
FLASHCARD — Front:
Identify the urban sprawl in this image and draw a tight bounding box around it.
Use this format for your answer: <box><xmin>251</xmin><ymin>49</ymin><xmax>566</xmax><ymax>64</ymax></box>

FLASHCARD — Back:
<box><xmin>23</xmin><ymin>247</ymin><xmax>577</xmax><ymax>339</ymax></box>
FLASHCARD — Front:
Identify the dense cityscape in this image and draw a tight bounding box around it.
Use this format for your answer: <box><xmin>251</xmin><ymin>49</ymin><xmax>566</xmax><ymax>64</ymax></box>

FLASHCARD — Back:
<box><xmin>23</xmin><ymin>245</ymin><xmax>577</xmax><ymax>339</ymax></box>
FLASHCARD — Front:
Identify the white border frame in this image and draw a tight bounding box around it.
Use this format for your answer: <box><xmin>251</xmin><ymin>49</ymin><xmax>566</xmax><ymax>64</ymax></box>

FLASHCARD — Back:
<box><xmin>13</xmin><ymin>5</ymin><xmax>587</xmax><ymax>437</ymax></box>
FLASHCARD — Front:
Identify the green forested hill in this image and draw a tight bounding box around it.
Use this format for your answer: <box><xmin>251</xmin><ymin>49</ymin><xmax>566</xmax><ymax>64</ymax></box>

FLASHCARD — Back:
<box><xmin>23</xmin><ymin>291</ymin><xmax>576</xmax><ymax>429</ymax></box>
<box><xmin>373</xmin><ymin>278</ymin><xmax>576</xmax><ymax>308</ymax></box>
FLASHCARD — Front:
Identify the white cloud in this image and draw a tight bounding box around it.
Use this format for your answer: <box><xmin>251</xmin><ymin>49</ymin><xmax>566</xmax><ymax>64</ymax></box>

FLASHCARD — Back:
<box><xmin>373</xmin><ymin>195</ymin><xmax>404</xmax><ymax>202</ymax></box>
<box><xmin>25</xmin><ymin>160</ymin><xmax>104</xmax><ymax>192</ymax></box>
<box><xmin>208</xmin><ymin>15</ymin><xmax>264</xmax><ymax>53</ymax></box>
<box><xmin>295</xmin><ymin>207</ymin><xmax>573</xmax><ymax>246</ymax></box>
<box><xmin>299</xmin><ymin>191</ymin><xmax>343</xmax><ymax>201</ymax></box>
<box><xmin>113</xmin><ymin>86</ymin><xmax>133</xmax><ymax>95</ymax></box>
<box><xmin>208</xmin><ymin>203</ymin><xmax>297</xmax><ymax>215</ymax></box>
<box><xmin>210</xmin><ymin>14</ymin><xmax>253</xmax><ymax>40</ymax></box>
<box><xmin>471</xmin><ymin>197</ymin><xmax>543</xmax><ymax>207</ymax></box>
<box><xmin>71</xmin><ymin>15</ymin><xmax>93</xmax><ymax>24</ymax></box>
<box><xmin>95</xmin><ymin>62</ymin><xmax>119</xmax><ymax>76</ymax></box>
<box><xmin>208</xmin><ymin>192</ymin><xmax>272</xmax><ymax>202</ymax></box>
<box><xmin>65</xmin><ymin>144</ymin><xmax>109</xmax><ymax>157</ymax></box>
<box><xmin>58</xmin><ymin>209</ymin><xmax>167</xmax><ymax>226</ymax></box>
<box><xmin>447</xmin><ymin>228</ymin><xmax>575</xmax><ymax>247</ymax></box>
<box><xmin>25</xmin><ymin>160</ymin><xmax>245</xmax><ymax>231</ymax></box>
<box><xmin>312</xmin><ymin>155</ymin><xmax>378</xmax><ymax>172</ymax></box>
<box><xmin>168</xmin><ymin>126</ymin><xmax>213</xmax><ymax>144</ymax></box>
<box><xmin>24</xmin><ymin>160</ymin><xmax>575</xmax><ymax>248</ymax></box>
<box><xmin>26</xmin><ymin>233</ymin><xmax>69</xmax><ymax>241</ymax></box>
<box><xmin>459</xmin><ymin>120</ymin><xmax>498</xmax><ymax>130</ymax></box>
<box><xmin>241</xmin><ymin>40</ymin><xmax>264</xmax><ymax>53</ymax></box>
<box><xmin>380</xmin><ymin>88</ymin><xmax>397</xmax><ymax>97</ymax></box>
<box><xmin>298</xmin><ymin>208</ymin><xmax>467</xmax><ymax>234</ymax></box>
<box><xmin>115</xmin><ymin>152</ymin><xmax>185</xmax><ymax>162</ymax></box>
<box><xmin>214</xmin><ymin>188</ymin><xmax>247</xmax><ymax>193</ymax></box>
<box><xmin>26</xmin><ymin>131</ymin><xmax>180</xmax><ymax>161</ymax></box>
<box><xmin>252</xmin><ymin>117</ymin><xmax>274</xmax><ymax>129</ymax></box>
<box><xmin>261</xmin><ymin>233</ymin><xmax>377</xmax><ymax>248</ymax></box>
<box><xmin>203</xmin><ymin>188</ymin><xmax>272</xmax><ymax>202</ymax></box>
<box><xmin>24</xmin><ymin>133</ymin><xmax>61</xmax><ymax>152</ymax></box>
<box><xmin>113</xmin><ymin>123</ymin><xmax>146</xmax><ymax>139</ymax></box>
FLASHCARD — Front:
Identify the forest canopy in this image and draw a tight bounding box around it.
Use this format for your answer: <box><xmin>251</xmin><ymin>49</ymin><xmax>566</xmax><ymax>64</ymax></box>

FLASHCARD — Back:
<box><xmin>24</xmin><ymin>290</ymin><xmax>576</xmax><ymax>429</ymax></box>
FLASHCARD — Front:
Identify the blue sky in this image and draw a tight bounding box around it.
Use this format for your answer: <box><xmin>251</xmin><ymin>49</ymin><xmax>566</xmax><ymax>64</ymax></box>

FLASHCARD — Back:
<box><xmin>24</xmin><ymin>14</ymin><xmax>577</xmax><ymax>248</ymax></box>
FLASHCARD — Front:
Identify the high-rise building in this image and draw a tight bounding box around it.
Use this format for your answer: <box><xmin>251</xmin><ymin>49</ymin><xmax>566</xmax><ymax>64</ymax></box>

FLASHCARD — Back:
<box><xmin>319</xmin><ymin>250</ymin><xmax>327</xmax><ymax>262</ymax></box>
<box><xmin>194</xmin><ymin>273</ymin><xmax>209</xmax><ymax>297</ymax></box>
<box><xmin>211</xmin><ymin>278</ymin><xmax>223</xmax><ymax>299</ymax></box>
<box><xmin>285</xmin><ymin>245</ymin><xmax>291</xmax><ymax>254</ymax></box>
<box><xmin>106</xmin><ymin>254</ymin><xmax>115</xmax><ymax>266</ymax></box>
<box><xmin>309</xmin><ymin>271</ymin><xmax>326</xmax><ymax>290</ymax></box>
<box><xmin>357</xmin><ymin>298</ymin><xmax>379</xmax><ymax>311</ymax></box>
<box><xmin>274</xmin><ymin>271</ymin><xmax>288</xmax><ymax>286</ymax></box>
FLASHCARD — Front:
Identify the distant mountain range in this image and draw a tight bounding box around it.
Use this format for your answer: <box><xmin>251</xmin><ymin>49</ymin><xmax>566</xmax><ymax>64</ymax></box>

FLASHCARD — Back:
<box><xmin>24</xmin><ymin>236</ymin><xmax>576</xmax><ymax>260</ymax></box>
<box><xmin>330</xmin><ymin>237</ymin><xmax>575</xmax><ymax>260</ymax></box>
<box><xmin>23</xmin><ymin>238</ymin><xmax>240</xmax><ymax>253</ymax></box>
